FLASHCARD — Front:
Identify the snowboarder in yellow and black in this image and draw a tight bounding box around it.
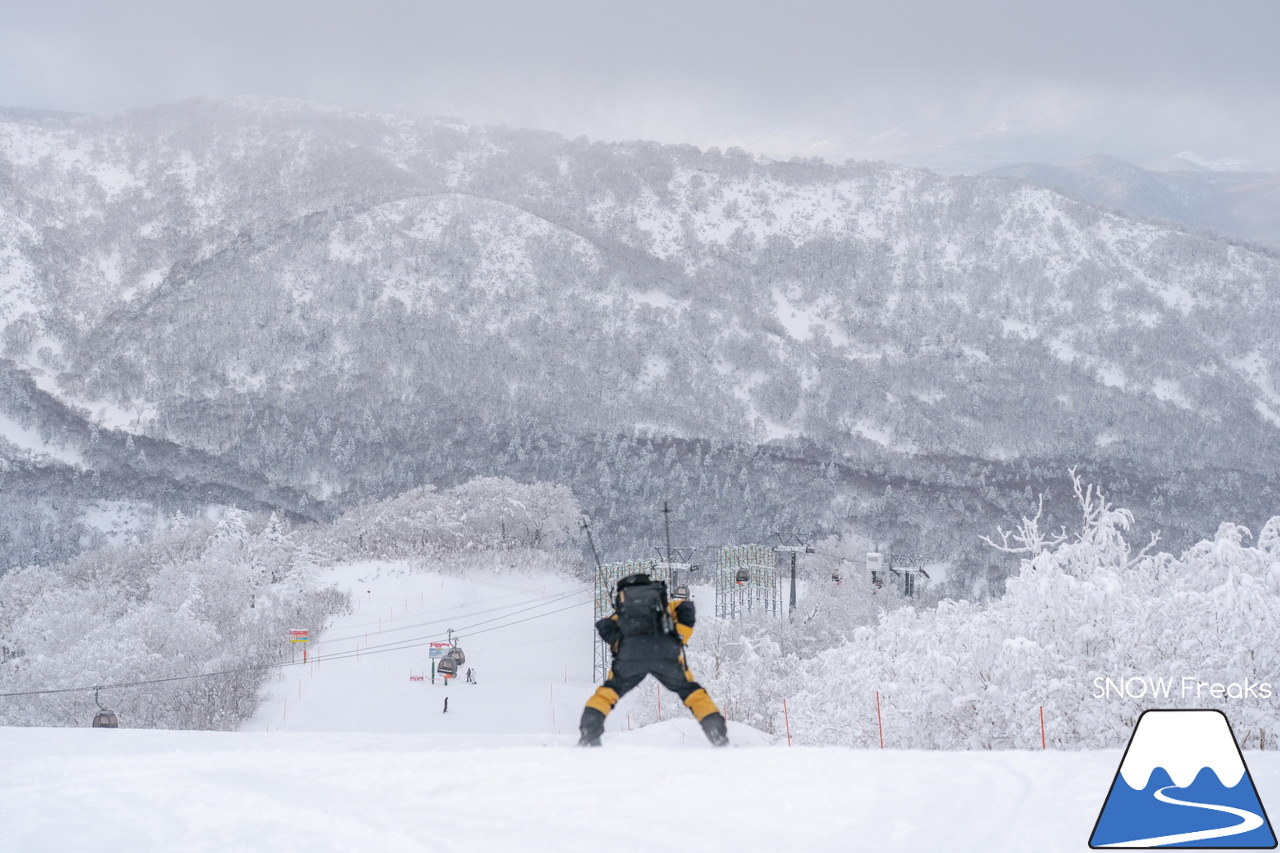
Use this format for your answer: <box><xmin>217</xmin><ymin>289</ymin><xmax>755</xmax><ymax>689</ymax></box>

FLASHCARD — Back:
<box><xmin>579</xmin><ymin>573</ymin><xmax>729</xmax><ymax>747</ymax></box>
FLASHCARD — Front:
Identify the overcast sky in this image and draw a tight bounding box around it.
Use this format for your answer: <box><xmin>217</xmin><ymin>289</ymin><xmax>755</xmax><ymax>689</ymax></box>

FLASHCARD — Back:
<box><xmin>1</xmin><ymin>0</ymin><xmax>1276</xmax><ymax>172</ymax></box>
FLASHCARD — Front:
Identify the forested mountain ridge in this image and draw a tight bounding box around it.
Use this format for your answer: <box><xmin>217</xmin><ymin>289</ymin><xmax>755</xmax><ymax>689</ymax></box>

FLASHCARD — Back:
<box><xmin>1</xmin><ymin>97</ymin><xmax>1277</xmax><ymax>582</ymax></box>
<box><xmin>986</xmin><ymin>154</ymin><xmax>1280</xmax><ymax>250</ymax></box>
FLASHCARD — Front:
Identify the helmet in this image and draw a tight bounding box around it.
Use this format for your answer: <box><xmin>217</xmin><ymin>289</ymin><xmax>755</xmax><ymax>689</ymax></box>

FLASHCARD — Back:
<box><xmin>616</xmin><ymin>573</ymin><xmax>652</xmax><ymax>590</ymax></box>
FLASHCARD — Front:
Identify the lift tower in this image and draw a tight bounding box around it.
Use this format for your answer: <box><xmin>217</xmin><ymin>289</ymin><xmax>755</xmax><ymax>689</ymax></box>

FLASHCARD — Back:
<box><xmin>654</xmin><ymin>501</ymin><xmax>698</xmax><ymax>599</ymax></box>
<box><xmin>773</xmin><ymin>532</ymin><xmax>815</xmax><ymax>615</ymax></box>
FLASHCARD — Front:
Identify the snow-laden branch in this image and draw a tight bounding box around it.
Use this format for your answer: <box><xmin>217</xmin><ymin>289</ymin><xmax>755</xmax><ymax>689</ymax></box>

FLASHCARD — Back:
<box><xmin>979</xmin><ymin>493</ymin><xmax>1067</xmax><ymax>557</ymax></box>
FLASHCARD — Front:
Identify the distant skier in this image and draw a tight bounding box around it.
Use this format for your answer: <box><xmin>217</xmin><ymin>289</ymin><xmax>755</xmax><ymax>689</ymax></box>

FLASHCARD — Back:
<box><xmin>443</xmin><ymin>697</ymin><xmax>448</xmax><ymax>714</ymax></box>
<box><xmin>579</xmin><ymin>573</ymin><xmax>728</xmax><ymax>747</ymax></box>
<box><xmin>465</xmin><ymin>667</ymin><xmax>475</xmax><ymax>684</ymax></box>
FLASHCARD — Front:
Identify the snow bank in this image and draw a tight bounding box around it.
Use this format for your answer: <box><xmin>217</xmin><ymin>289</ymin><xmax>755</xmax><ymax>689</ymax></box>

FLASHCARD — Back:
<box><xmin>6</xmin><ymin>725</ymin><xmax>1233</xmax><ymax>853</ymax></box>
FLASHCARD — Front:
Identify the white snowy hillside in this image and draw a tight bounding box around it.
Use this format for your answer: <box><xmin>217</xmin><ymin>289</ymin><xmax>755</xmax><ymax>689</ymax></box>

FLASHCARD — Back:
<box><xmin>0</xmin><ymin>97</ymin><xmax>1278</xmax><ymax>582</ymax></box>
<box><xmin>4</xmin><ymin>554</ymin><xmax>1280</xmax><ymax>853</ymax></box>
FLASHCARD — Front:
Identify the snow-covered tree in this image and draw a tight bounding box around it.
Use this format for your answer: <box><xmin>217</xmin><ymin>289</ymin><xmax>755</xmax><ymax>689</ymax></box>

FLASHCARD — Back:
<box><xmin>703</xmin><ymin>473</ymin><xmax>1280</xmax><ymax>750</ymax></box>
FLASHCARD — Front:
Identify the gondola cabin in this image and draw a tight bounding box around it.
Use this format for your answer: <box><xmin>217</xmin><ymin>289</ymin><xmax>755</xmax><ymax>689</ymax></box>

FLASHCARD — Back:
<box><xmin>832</xmin><ymin>572</ymin><xmax>842</xmax><ymax>584</ymax></box>
<box><xmin>91</xmin><ymin>687</ymin><xmax>118</xmax><ymax>728</ymax></box>
<box><xmin>867</xmin><ymin>551</ymin><xmax>883</xmax><ymax>589</ymax></box>
<box><xmin>672</xmin><ymin>584</ymin><xmax>690</xmax><ymax>600</ymax></box>
<box><xmin>735</xmin><ymin>569</ymin><xmax>750</xmax><ymax>586</ymax></box>
<box><xmin>446</xmin><ymin>646</ymin><xmax>466</xmax><ymax>666</ymax></box>
<box><xmin>437</xmin><ymin>657</ymin><xmax>457</xmax><ymax>678</ymax></box>
<box><xmin>92</xmin><ymin>709</ymin><xmax>119</xmax><ymax>728</ymax></box>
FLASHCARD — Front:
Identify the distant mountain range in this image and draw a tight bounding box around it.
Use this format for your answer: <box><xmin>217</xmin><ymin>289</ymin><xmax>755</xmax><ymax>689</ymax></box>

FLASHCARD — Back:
<box><xmin>985</xmin><ymin>154</ymin><xmax>1280</xmax><ymax>249</ymax></box>
<box><xmin>0</xmin><ymin>98</ymin><xmax>1277</xmax><ymax>584</ymax></box>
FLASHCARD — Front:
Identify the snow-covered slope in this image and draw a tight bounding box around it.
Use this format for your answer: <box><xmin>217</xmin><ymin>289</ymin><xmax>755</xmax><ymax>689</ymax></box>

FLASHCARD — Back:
<box><xmin>7</xmin><ymin>722</ymin><xmax>1280</xmax><ymax>852</ymax></box>
<box><xmin>240</xmin><ymin>560</ymin><xmax>749</xmax><ymax>741</ymax></box>
<box><xmin>241</xmin><ymin>562</ymin><xmax>601</xmax><ymax>735</ymax></box>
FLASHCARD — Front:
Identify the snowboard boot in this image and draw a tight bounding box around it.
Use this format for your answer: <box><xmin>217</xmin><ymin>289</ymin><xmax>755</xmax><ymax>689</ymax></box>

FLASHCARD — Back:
<box><xmin>578</xmin><ymin>708</ymin><xmax>605</xmax><ymax>747</ymax></box>
<box><xmin>700</xmin><ymin>712</ymin><xmax>729</xmax><ymax>747</ymax></box>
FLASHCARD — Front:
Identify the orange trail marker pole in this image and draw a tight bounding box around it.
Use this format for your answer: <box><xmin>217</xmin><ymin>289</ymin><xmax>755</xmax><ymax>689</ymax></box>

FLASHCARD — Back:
<box><xmin>784</xmin><ymin>699</ymin><xmax>792</xmax><ymax>747</ymax></box>
<box><xmin>876</xmin><ymin>691</ymin><xmax>884</xmax><ymax>749</ymax></box>
<box><xmin>1040</xmin><ymin>706</ymin><xmax>1046</xmax><ymax>749</ymax></box>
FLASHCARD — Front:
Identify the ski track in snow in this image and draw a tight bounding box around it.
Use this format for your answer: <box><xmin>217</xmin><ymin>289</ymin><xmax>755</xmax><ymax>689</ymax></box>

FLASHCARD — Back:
<box><xmin>4</xmin><ymin>561</ymin><xmax>1280</xmax><ymax>852</ymax></box>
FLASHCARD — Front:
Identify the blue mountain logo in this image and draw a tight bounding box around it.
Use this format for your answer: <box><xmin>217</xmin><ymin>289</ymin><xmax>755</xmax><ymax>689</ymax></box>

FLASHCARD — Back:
<box><xmin>1091</xmin><ymin>709</ymin><xmax>1276</xmax><ymax>848</ymax></box>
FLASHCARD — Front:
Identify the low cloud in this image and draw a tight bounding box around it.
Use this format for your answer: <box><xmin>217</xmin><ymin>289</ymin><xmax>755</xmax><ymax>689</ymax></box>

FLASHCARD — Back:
<box><xmin>1</xmin><ymin>0</ymin><xmax>1275</xmax><ymax>172</ymax></box>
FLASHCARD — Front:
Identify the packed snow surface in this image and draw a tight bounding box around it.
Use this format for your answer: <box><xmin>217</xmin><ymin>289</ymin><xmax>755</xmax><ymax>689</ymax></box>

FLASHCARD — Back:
<box><xmin>5</xmin><ymin>562</ymin><xmax>1280</xmax><ymax>852</ymax></box>
<box><xmin>4</xmin><ymin>726</ymin><xmax>1203</xmax><ymax>853</ymax></box>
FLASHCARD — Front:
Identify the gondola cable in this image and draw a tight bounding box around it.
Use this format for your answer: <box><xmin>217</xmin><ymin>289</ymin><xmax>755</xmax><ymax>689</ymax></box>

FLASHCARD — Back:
<box><xmin>0</xmin><ymin>595</ymin><xmax>591</xmax><ymax>699</ymax></box>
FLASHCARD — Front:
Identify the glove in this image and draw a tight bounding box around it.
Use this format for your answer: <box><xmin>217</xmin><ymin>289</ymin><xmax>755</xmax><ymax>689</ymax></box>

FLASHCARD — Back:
<box><xmin>595</xmin><ymin>617</ymin><xmax>621</xmax><ymax>646</ymax></box>
<box><xmin>674</xmin><ymin>600</ymin><xmax>696</xmax><ymax>628</ymax></box>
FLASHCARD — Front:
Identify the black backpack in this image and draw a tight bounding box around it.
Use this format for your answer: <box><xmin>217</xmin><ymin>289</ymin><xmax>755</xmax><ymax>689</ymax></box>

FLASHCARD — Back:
<box><xmin>615</xmin><ymin>575</ymin><xmax>674</xmax><ymax>637</ymax></box>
